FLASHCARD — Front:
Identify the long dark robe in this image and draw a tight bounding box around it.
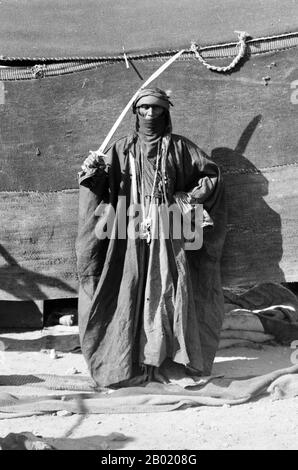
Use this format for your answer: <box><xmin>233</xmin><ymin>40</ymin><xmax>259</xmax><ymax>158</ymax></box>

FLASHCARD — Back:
<box><xmin>76</xmin><ymin>132</ymin><xmax>227</xmax><ymax>387</ymax></box>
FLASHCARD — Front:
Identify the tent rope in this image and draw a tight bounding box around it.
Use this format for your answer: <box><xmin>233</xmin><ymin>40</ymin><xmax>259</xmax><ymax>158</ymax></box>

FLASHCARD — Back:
<box><xmin>0</xmin><ymin>31</ymin><xmax>297</xmax><ymax>81</ymax></box>
<box><xmin>190</xmin><ymin>31</ymin><xmax>249</xmax><ymax>72</ymax></box>
<box><xmin>31</xmin><ymin>64</ymin><xmax>47</xmax><ymax>79</ymax></box>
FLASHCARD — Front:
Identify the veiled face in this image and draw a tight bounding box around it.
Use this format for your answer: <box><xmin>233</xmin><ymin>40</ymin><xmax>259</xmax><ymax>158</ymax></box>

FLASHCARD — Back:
<box><xmin>137</xmin><ymin>104</ymin><xmax>164</xmax><ymax>119</ymax></box>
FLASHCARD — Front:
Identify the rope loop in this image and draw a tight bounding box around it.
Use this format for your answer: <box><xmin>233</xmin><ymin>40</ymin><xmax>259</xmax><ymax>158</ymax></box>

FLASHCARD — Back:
<box><xmin>190</xmin><ymin>31</ymin><xmax>249</xmax><ymax>72</ymax></box>
<box><xmin>31</xmin><ymin>64</ymin><xmax>47</xmax><ymax>79</ymax></box>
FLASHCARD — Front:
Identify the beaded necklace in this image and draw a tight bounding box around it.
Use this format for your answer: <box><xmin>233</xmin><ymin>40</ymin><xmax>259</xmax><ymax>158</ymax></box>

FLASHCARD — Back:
<box><xmin>139</xmin><ymin>141</ymin><xmax>162</xmax><ymax>244</ymax></box>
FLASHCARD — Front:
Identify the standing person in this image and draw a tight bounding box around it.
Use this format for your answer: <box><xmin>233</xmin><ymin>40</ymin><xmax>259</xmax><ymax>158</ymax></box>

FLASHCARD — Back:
<box><xmin>76</xmin><ymin>88</ymin><xmax>226</xmax><ymax>388</ymax></box>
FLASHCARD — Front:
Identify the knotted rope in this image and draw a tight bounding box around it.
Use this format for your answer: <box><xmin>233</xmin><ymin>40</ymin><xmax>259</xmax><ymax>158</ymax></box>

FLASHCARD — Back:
<box><xmin>31</xmin><ymin>64</ymin><xmax>47</xmax><ymax>79</ymax></box>
<box><xmin>190</xmin><ymin>31</ymin><xmax>249</xmax><ymax>72</ymax></box>
<box><xmin>1</xmin><ymin>32</ymin><xmax>297</xmax><ymax>81</ymax></box>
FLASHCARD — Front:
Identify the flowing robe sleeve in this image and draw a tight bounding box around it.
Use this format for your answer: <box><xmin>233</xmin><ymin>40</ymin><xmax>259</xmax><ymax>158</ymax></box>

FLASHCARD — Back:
<box><xmin>75</xmin><ymin>141</ymin><xmax>124</xmax><ymax>336</ymax></box>
<box><xmin>76</xmin><ymin>142</ymin><xmax>124</xmax><ymax>278</ymax></box>
<box><xmin>169</xmin><ymin>135</ymin><xmax>226</xmax><ymax>256</ymax></box>
<box><xmin>76</xmin><ymin>137</ymin><xmax>142</xmax><ymax>386</ymax></box>
<box><xmin>172</xmin><ymin>135</ymin><xmax>221</xmax><ymax>205</ymax></box>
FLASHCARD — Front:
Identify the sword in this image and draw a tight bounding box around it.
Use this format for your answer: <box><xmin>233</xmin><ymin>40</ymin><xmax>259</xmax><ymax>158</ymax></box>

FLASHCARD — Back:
<box><xmin>96</xmin><ymin>49</ymin><xmax>185</xmax><ymax>155</ymax></box>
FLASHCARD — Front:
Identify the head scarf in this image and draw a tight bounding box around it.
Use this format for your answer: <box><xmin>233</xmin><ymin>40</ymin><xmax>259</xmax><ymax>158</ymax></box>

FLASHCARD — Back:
<box><xmin>132</xmin><ymin>87</ymin><xmax>173</xmax><ymax>114</ymax></box>
<box><xmin>132</xmin><ymin>88</ymin><xmax>173</xmax><ymax>158</ymax></box>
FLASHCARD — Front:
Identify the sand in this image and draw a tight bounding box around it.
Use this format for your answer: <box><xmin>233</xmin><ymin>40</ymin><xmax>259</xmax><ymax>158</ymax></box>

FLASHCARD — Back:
<box><xmin>0</xmin><ymin>327</ymin><xmax>297</xmax><ymax>450</ymax></box>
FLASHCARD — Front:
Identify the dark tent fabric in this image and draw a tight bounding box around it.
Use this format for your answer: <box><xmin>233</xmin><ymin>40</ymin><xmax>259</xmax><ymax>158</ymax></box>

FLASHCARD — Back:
<box><xmin>0</xmin><ymin>0</ymin><xmax>297</xmax><ymax>58</ymax></box>
<box><xmin>0</xmin><ymin>0</ymin><xmax>297</xmax><ymax>303</ymax></box>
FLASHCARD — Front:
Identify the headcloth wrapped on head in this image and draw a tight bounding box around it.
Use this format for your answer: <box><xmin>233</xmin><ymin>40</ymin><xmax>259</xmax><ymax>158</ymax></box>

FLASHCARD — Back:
<box><xmin>132</xmin><ymin>88</ymin><xmax>173</xmax><ymax>114</ymax></box>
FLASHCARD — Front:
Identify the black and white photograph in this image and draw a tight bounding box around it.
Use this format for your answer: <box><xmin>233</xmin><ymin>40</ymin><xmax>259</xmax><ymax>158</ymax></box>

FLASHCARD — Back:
<box><xmin>0</xmin><ymin>0</ymin><xmax>297</xmax><ymax>454</ymax></box>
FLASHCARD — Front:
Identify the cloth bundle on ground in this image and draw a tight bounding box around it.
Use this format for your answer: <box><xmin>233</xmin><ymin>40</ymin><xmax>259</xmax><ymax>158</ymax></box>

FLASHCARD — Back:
<box><xmin>219</xmin><ymin>282</ymin><xmax>298</xmax><ymax>349</ymax></box>
<box><xmin>0</xmin><ymin>364</ymin><xmax>298</xmax><ymax>417</ymax></box>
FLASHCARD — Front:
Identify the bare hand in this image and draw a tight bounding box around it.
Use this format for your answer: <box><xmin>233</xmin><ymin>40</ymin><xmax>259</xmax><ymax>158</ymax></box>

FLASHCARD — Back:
<box><xmin>81</xmin><ymin>150</ymin><xmax>106</xmax><ymax>172</ymax></box>
<box><xmin>174</xmin><ymin>191</ymin><xmax>193</xmax><ymax>203</ymax></box>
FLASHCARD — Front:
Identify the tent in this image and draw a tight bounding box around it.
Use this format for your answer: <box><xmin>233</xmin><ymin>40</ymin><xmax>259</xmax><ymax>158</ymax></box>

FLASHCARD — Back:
<box><xmin>0</xmin><ymin>0</ymin><xmax>297</xmax><ymax>303</ymax></box>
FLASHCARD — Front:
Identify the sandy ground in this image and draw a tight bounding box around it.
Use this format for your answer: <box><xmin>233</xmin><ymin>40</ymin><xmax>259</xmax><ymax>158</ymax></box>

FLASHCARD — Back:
<box><xmin>0</xmin><ymin>326</ymin><xmax>297</xmax><ymax>451</ymax></box>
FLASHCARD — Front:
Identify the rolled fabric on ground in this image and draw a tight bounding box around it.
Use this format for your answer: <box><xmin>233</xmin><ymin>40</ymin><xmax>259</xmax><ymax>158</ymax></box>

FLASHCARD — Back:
<box><xmin>234</xmin><ymin>283</ymin><xmax>298</xmax><ymax>317</ymax></box>
<box><xmin>218</xmin><ymin>339</ymin><xmax>264</xmax><ymax>349</ymax></box>
<box><xmin>224</xmin><ymin>303</ymin><xmax>240</xmax><ymax>314</ymax></box>
<box><xmin>220</xmin><ymin>329</ymin><xmax>274</xmax><ymax>342</ymax></box>
<box><xmin>253</xmin><ymin>305</ymin><xmax>297</xmax><ymax>322</ymax></box>
<box><xmin>222</xmin><ymin>311</ymin><xmax>264</xmax><ymax>332</ymax></box>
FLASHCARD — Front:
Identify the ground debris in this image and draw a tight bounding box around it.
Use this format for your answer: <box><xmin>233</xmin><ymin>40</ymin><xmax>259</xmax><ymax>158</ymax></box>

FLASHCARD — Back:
<box><xmin>66</xmin><ymin>367</ymin><xmax>80</xmax><ymax>375</ymax></box>
<box><xmin>0</xmin><ymin>432</ymin><xmax>55</xmax><ymax>450</ymax></box>
<box><xmin>108</xmin><ymin>432</ymin><xmax>129</xmax><ymax>441</ymax></box>
<box><xmin>59</xmin><ymin>315</ymin><xmax>75</xmax><ymax>326</ymax></box>
<box><xmin>56</xmin><ymin>410</ymin><xmax>73</xmax><ymax>417</ymax></box>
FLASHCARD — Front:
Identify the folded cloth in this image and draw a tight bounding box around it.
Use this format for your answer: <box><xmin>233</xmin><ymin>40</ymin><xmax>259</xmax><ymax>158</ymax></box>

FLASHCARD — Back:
<box><xmin>222</xmin><ymin>282</ymin><xmax>298</xmax><ymax>345</ymax></box>
<box><xmin>218</xmin><ymin>339</ymin><xmax>264</xmax><ymax>350</ymax></box>
<box><xmin>255</xmin><ymin>315</ymin><xmax>298</xmax><ymax>344</ymax></box>
<box><xmin>220</xmin><ymin>329</ymin><xmax>274</xmax><ymax>342</ymax></box>
<box><xmin>253</xmin><ymin>306</ymin><xmax>296</xmax><ymax>322</ymax></box>
<box><xmin>224</xmin><ymin>282</ymin><xmax>298</xmax><ymax>321</ymax></box>
<box><xmin>222</xmin><ymin>311</ymin><xmax>264</xmax><ymax>332</ymax></box>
